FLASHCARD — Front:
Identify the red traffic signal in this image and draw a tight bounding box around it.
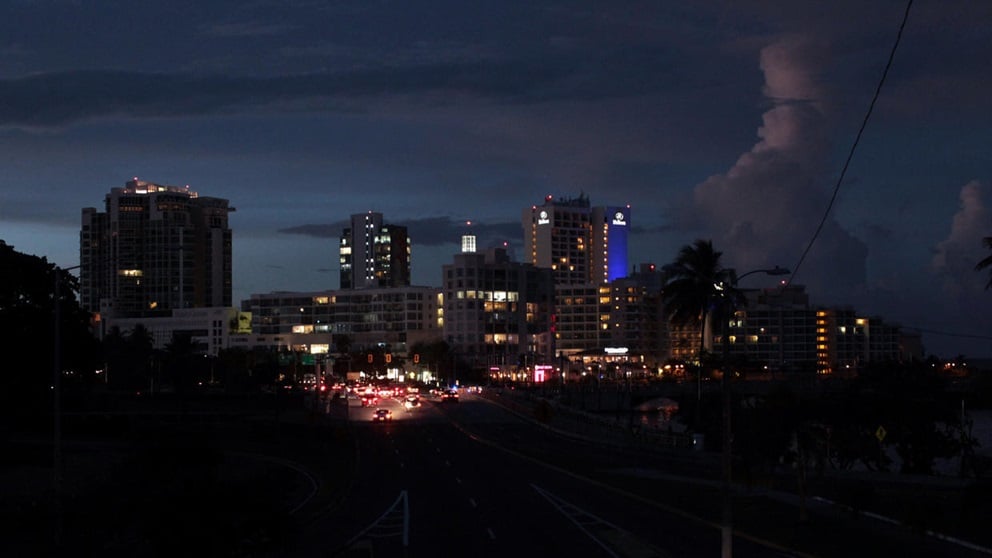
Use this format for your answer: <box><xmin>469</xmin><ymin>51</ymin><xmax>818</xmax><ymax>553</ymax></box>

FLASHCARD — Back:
<box><xmin>367</xmin><ymin>353</ymin><xmax>373</xmax><ymax>363</ymax></box>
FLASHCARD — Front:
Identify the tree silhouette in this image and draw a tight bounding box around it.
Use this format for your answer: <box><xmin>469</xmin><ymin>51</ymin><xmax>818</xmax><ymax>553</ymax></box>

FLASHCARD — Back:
<box><xmin>662</xmin><ymin>239</ymin><xmax>738</xmax><ymax>429</ymax></box>
<box><xmin>0</xmin><ymin>241</ymin><xmax>98</xmax><ymax>415</ymax></box>
<box><xmin>163</xmin><ymin>332</ymin><xmax>205</xmax><ymax>394</ymax></box>
<box><xmin>662</xmin><ymin>239</ymin><xmax>738</xmax><ymax>369</ymax></box>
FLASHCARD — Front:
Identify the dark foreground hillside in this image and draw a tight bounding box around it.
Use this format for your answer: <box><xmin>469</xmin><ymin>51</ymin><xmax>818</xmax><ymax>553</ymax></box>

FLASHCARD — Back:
<box><xmin>2</xmin><ymin>392</ymin><xmax>353</xmax><ymax>557</ymax></box>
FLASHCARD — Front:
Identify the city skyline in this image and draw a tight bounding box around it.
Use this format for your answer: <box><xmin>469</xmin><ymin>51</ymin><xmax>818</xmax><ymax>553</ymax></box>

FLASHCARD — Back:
<box><xmin>1</xmin><ymin>2</ymin><xmax>990</xmax><ymax>357</ymax></box>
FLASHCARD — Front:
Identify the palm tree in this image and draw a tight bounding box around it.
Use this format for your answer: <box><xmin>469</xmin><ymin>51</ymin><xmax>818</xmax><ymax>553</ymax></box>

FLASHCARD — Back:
<box><xmin>662</xmin><ymin>239</ymin><xmax>738</xmax><ymax>425</ymax></box>
<box><xmin>975</xmin><ymin>236</ymin><xmax>992</xmax><ymax>289</ymax></box>
<box><xmin>662</xmin><ymin>239</ymin><xmax>738</xmax><ymax>361</ymax></box>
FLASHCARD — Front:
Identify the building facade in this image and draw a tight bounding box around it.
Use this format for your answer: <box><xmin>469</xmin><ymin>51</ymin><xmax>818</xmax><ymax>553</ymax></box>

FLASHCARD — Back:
<box><xmin>339</xmin><ymin>212</ymin><xmax>411</xmax><ymax>289</ymax></box>
<box><xmin>103</xmin><ymin>306</ymin><xmax>249</xmax><ymax>357</ymax></box>
<box><xmin>554</xmin><ymin>267</ymin><xmax>667</xmax><ymax>366</ymax></box>
<box><xmin>80</xmin><ymin>178</ymin><xmax>233</xmax><ymax>318</ymax></box>
<box><xmin>522</xmin><ymin>194</ymin><xmax>634</xmax><ymax>361</ymax></box>
<box><xmin>522</xmin><ymin>194</ymin><xmax>630</xmax><ymax>285</ymax></box>
<box><xmin>697</xmin><ymin>285</ymin><xmax>921</xmax><ymax>375</ymax></box>
<box><xmin>442</xmin><ymin>235</ymin><xmax>555</xmax><ymax>374</ymax></box>
<box><xmin>240</xmin><ymin>285</ymin><xmax>442</xmax><ymax>355</ymax></box>
<box><xmin>604</xmin><ymin>265</ymin><xmax>667</xmax><ymax>365</ymax></box>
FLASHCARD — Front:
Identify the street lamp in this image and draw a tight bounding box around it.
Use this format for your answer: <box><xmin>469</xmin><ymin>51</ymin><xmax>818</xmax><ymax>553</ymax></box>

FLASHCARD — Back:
<box><xmin>718</xmin><ymin>265</ymin><xmax>790</xmax><ymax>558</ymax></box>
<box><xmin>734</xmin><ymin>266</ymin><xmax>790</xmax><ymax>284</ymax></box>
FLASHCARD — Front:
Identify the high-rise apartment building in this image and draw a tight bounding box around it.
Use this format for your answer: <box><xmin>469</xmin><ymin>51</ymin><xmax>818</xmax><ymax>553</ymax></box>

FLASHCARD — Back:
<box><xmin>80</xmin><ymin>178</ymin><xmax>233</xmax><ymax>318</ymax></box>
<box><xmin>522</xmin><ymin>194</ymin><xmax>631</xmax><ymax>359</ymax></box>
<box><xmin>442</xmin><ymin>234</ymin><xmax>555</xmax><ymax>373</ymax></box>
<box><xmin>697</xmin><ymin>285</ymin><xmax>921</xmax><ymax>375</ymax></box>
<box><xmin>522</xmin><ymin>194</ymin><xmax>630</xmax><ymax>285</ymax></box>
<box><xmin>339</xmin><ymin>212</ymin><xmax>411</xmax><ymax>289</ymax></box>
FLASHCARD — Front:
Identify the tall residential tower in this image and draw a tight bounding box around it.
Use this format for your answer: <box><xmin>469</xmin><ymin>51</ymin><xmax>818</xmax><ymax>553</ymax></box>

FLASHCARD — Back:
<box><xmin>522</xmin><ymin>194</ymin><xmax>630</xmax><ymax>285</ymax></box>
<box><xmin>522</xmin><ymin>194</ymin><xmax>631</xmax><ymax>359</ymax></box>
<box><xmin>339</xmin><ymin>212</ymin><xmax>411</xmax><ymax>289</ymax></box>
<box><xmin>80</xmin><ymin>178</ymin><xmax>234</xmax><ymax>318</ymax></box>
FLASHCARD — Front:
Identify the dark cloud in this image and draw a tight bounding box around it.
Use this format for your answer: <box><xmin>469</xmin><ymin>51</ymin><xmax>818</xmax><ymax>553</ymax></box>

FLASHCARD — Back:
<box><xmin>632</xmin><ymin>223</ymin><xmax>679</xmax><ymax>235</ymax></box>
<box><xmin>202</xmin><ymin>21</ymin><xmax>298</xmax><ymax>38</ymax></box>
<box><xmin>276</xmin><ymin>222</ymin><xmax>347</xmax><ymax>239</ymax></box>
<box><xmin>0</xmin><ymin>41</ymin><xmax>693</xmax><ymax>129</ymax></box>
<box><xmin>278</xmin><ymin>216</ymin><xmax>520</xmax><ymax>249</ymax></box>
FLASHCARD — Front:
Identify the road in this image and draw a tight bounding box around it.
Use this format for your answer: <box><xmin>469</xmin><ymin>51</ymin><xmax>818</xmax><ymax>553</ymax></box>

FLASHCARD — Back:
<box><xmin>272</xmin><ymin>390</ymin><xmax>992</xmax><ymax>558</ymax></box>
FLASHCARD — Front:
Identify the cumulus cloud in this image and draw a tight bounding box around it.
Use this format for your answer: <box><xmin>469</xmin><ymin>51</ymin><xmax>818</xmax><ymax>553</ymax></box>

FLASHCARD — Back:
<box><xmin>692</xmin><ymin>35</ymin><xmax>868</xmax><ymax>299</ymax></box>
<box><xmin>932</xmin><ymin>180</ymin><xmax>991</xmax><ymax>296</ymax></box>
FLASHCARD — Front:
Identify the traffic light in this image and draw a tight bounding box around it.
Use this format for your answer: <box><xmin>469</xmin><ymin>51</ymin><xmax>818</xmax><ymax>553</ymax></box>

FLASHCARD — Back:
<box><xmin>385</xmin><ymin>353</ymin><xmax>392</xmax><ymax>364</ymax></box>
<box><xmin>413</xmin><ymin>353</ymin><xmax>420</xmax><ymax>364</ymax></box>
<box><xmin>367</xmin><ymin>353</ymin><xmax>373</xmax><ymax>363</ymax></box>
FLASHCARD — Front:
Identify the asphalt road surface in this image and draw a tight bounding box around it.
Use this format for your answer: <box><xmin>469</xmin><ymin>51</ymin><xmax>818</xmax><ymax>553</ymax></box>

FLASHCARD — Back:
<box><xmin>275</xmin><ymin>391</ymin><xmax>992</xmax><ymax>558</ymax></box>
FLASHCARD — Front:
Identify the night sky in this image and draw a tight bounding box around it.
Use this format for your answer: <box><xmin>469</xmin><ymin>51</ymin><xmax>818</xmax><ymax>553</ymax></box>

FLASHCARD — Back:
<box><xmin>1</xmin><ymin>1</ymin><xmax>990</xmax><ymax>358</ymax></box>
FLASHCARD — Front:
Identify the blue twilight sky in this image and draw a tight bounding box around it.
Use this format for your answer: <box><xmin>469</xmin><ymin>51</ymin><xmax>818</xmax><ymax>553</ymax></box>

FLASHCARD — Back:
<box><xmin>1</xmin><ymin>1</ymin><xmax>990</xmax><ymax>358</ymax></box>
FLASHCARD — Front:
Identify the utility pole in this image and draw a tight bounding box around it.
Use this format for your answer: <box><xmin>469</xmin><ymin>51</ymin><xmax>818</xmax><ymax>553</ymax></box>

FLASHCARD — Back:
<box><xmin>52</xmin><ymin>263</ymin><xmax>82</xmax><ymax>548</ymax></box>
<box><xmin>719</xmin><ymin>266</ymin><xmax>791</xmax><ymax>558</ymax></box>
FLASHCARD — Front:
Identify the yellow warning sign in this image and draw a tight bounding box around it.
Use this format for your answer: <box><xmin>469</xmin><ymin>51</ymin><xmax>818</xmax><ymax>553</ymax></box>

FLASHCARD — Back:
<box><xmin>875</xmin><ymin>425</ymin><xmax>887</xmax><ymax>442</ymax></box>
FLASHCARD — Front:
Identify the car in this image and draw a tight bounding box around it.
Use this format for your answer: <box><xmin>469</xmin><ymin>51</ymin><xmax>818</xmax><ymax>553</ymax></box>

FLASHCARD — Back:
<box><xmin>361</xmin><ymin>395</ymin><xmax>379</xmax><ymax>407</ymax></box>
<box><xmin>440</xmin><ymin>390</ymin><xmax>459</xmax><ymax>403</ymax></box>
<box><xmin>372</xmin><ymin>408</ymin><xmax>393</xmax><ymax>422</ymax></box>
<box><xmin>404</xmin><ymin>395</ymin><xmax>421</xmax><ymax>409</ymax></box>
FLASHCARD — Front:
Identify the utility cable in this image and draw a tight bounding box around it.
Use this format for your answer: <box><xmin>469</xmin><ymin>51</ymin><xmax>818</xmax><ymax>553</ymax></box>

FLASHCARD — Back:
<box><xmin>900</xmin><ymin>326</ymin><xmax>992</xmax><ymax>342</ymax></box>
<box><xmin>786</xmin><ymin>0</ymin><xmax>913</xmax><ymax>287</ymax></box>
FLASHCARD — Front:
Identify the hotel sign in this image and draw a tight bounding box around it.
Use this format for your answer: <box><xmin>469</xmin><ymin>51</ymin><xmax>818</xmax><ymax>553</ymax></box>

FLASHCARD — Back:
<box><xmin>611</xmin><ymin>211</ymin><xmax>627</xmax><ymax>226</ymax></box>
<box><xmin>537</xmin><ymin>210</ymin><xmax>550</xmax><ymax>225</ymax></box>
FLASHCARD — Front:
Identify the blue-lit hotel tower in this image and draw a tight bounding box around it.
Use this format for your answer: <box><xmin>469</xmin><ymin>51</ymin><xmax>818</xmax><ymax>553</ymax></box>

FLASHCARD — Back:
<box><xmin>522</xmin><ymin>194</ymin><xmax>630</xmax><ymax>285</ymax></box>
<box><xmin>522</xmin><ymin>194</ymin><xmax>637</xmax><ymax>362</ymax></box>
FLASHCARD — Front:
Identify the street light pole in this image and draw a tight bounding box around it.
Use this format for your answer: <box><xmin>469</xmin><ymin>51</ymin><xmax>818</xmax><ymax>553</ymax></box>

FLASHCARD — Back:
<box><xmin>719</xmin><ymin>265</ymin><xmax>790</xmax><ymax>558</ymax></box>
<box><xmin>53</xmin><ymin>263</ymin><xmax>82</xmax><ymax>548</ymax></box>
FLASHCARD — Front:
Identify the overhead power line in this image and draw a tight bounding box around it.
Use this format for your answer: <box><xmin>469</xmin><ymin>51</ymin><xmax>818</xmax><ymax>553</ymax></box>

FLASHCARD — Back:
<box><xmin>902</xmin><ymin>326</ymin><xmax>992</xmax><ymax>342</ymax></box>
<box><xmin>786</xmin><ymin>0</ymin><xmax>914</xmax><ymax>287</ymax></box>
